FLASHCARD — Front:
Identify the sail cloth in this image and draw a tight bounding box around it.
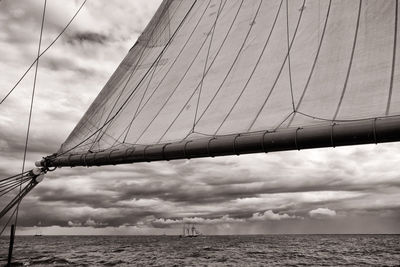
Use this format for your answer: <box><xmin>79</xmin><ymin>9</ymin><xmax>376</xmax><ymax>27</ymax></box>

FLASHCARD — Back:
<box><xmin>40</xmin><ymin>0</ymin><xmax>400</xmax><ymax>168</ymax></box>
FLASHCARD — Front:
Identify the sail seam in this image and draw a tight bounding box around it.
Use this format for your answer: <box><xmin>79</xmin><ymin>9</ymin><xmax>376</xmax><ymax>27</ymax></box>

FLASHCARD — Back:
<box><xmin>133</xmin><ymin>0</ymin><xmax>240</xmax><ymax>144</ymax></box>
<box><xmin>193</xmin><ymin>0</ymin><xmax>226</xmax><ymax>131</ymax></box>
<box><xmin>332</xmin><ymin>0</ymin><xmax>362</xmax><ymax>121</ymax></box>
<box><xmin>119</xmin><ymin>0</ymin><xmax>213</xmax><ymax>144</ymax></box>
<box><xmin>116</xmin><ymin>0</ymin><xmax>213</xmax><ymax>141</ymax></box>
<box><xmin>288</xmin><ymin>0</ymin><xmax>332</xmax><ymax>127</ymax></box>
<box><xmin>213</xmin><ymin>0</ymin><xmax>284</xmax><ymax>135</ymax></box>
<box><xmin>155</xmin><ymin>0</ymin><xmax>257</xmax><ymax>143</ymax></box>
<box><xmin>386</xmin><ymin>0</ymin><xmax>398</xmax><ymax>115</ymax></box>
<box><xmin>247</xmin><ymin>0</ymin><xmax>306</xmax><ymax>132</ymax></box>
<box><xmin>286</xmin><ymin>0</ymin><xmax>296</xmax><ymax>112</ymax></box>
<box><xmin>193</xmin><ymin>0</ymin><xmax>263</xmax><ymax>129</ymax></box>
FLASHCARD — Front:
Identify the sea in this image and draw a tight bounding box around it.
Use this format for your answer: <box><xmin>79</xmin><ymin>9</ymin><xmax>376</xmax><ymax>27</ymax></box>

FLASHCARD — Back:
<box><xmin>1</xmin><ymin>235</ymin><xmax>399</xmax><ymax>266</ymax></box>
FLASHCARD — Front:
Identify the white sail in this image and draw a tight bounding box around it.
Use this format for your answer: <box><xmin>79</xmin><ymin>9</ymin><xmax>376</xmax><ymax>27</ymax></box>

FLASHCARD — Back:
<box><xmin>37</xmin><ymin>0</ymin><xmax>400</xmax><ymax>167</ymax></box>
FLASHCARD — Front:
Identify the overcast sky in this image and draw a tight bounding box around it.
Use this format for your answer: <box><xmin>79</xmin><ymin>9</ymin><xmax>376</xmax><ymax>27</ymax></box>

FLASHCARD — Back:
<box><xmin>0</xmin><ymin>0</ymin><xmax>399</xmax><ymax>235</ymax></box>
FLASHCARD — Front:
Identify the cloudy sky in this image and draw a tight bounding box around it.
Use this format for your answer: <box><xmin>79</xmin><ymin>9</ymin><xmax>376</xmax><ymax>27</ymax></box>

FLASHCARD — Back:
<box><xmin>0</xmin><ymin>0</ymin><xmax>399</xmax><ymax>235</ymax></box>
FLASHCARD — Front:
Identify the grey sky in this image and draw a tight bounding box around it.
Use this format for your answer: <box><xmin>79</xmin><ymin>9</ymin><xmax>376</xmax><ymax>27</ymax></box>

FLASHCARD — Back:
<box><xmin>0</xmin><ymin>0</ymin><xmax>399</xmax><ymax>235</ymax></box>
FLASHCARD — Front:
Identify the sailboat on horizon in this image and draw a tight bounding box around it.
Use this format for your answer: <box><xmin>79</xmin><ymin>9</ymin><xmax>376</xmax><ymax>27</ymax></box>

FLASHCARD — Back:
<box><xmin>180</xmin><ymin>224</ymin><xmax>202</xmax><ymax>238</ymax></box>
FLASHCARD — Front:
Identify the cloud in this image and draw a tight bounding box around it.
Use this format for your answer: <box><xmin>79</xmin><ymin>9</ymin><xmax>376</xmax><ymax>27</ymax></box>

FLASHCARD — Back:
<box><xmin>67</xmin><ymin>32</ymin><xmax>109</xmax><ymax>45</ymax></box>
<box><xmin>250</xmin><ymin>210</ymin><xmax>301</xmax><ymax>221</ymax></box>
<box><xmin>152</xmin><ymin>215</ymin><xmax>245</xmax><ymax>227</ymax></box>
<box><xmin>309</xmin><ymin>208</ymin><xmax>337</xmax><ymax>219</ymax></box>
<box><xmin>68</xmin><ymin>221</ymin><xmax>82</xmax><ymax>227</ymax></box>
<box><xmin>152</xmin><ymin>210</ymin><xmax>301</xmax><ymax>228</ymax></box>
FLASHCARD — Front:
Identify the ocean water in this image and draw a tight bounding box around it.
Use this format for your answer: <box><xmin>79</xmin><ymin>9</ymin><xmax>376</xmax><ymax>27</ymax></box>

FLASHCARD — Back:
<box><xmin>1</xmin><ymin>235</ymin><xmax>399</xmax><ymax>266</ymax></box>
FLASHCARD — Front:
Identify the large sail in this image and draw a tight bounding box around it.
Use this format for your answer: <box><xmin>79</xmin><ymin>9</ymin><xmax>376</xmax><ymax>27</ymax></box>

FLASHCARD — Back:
<box><xmin>39</xmin><ymin>0</ymin><xmax>400</xmax><ymax>168</ymax></box>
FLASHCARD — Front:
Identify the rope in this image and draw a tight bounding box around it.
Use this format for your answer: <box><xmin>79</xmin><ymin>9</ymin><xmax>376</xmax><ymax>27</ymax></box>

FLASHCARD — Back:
<box><xmin>0</xmin><ymin>0</ymin><xmax>87</xmax><ymax>105</ymax></box>
<box><xmin>13</xmin><ymin>0</ymin><xmax>47</xmax><ymax>234</ymax></box>
<box><xmin>0</xmin><ymin>171</ymin><xmax>30</xmax><ymax>183</ymax></box>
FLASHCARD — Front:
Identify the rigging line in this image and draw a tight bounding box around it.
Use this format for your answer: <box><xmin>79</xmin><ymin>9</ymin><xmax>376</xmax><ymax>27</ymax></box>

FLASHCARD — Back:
<box><xmin>0</xmin><ymin>177</ymin><xmax>31</xmax><ymax>190</ymax></box>
<box><xmin>213</xmin><ymin>0</ymin><xmax>284</xmax><ymax>136</ymax></box>
<box><xmin>287</xmin><ymin>0</ymin><xmax>332</xmax><ymax>127</ymax></box>
<box><xmin>0</xmin><ymin>171</ymin><xmax>30</xmax><ymax>183</ymax></box>
<box><xmin>0</xmin><ymin>179</ymin><xmax>31</xmax><ymax>198</ymax></box>
<box><xmin>90</xmin><ymin>0</ymin><xmax>200</xmax><ymax>148</ymax></box>
<box><xmin>116</xmin><ymin>0</ymin><xmax>214</xmax><ymax>143</ymax></box>
<box><xmin>0</xmin><ymin>0</ymin><xmax>87</xmax><ymax>105</ymax></box>
<box><xmin>0</xmin><ymin>183</ymin><xmax>30</xmax><ymax>198</ymax></box>
<box><xmin>38</xmin><ymin>0</ymin><xmax>182</xmax><ymax>153</ymax></box>
<box><xmin>294</xmin><ymin>110</ymin><xmax>398</xmax><ymax>123</ymax></box>
<box><xmin>121</xmin><ymin>53</ymin><xmax>167</xmax><ymax>144</ymax></box>
<box><xmin>88</xmin><ymin>0</ymin><xmax>183</xmax><ymax>150</ymax></box>
<box><xmin>193</xmin><ymin>0</ymin><xmax>263</xmax><ymax>129</ymax></box>
<box><xmin>53</xmin><ymin>0</ymin><xmax>199</xmax><ymax>158</ymax></box>
<box><xmin>286</xmin><ymin>0</ymin><xmax>296</xmax><ymax>112</ymax></box>
<box><xmin>386</xmin><ymin>0</ymin><xmax>398</xmax><ymax>115</ymax></box>
<box><xmin>73</xmin><ymin>1</ymin><xmax>194</xmax><ymax>153</ymax></box>
<box><xmin>1</xmin><ymin>181</ymin><xmax>36</xmax><ymax>224</ymax></box>
<box><xmin>192</xmin><ymin>0</ymin><xmax>225</xmax><ymax>131</ymax></box>
<box><xmin>137</xmin><ymin>0</ymin><xmax>243</xmax><ymax>145</ymax></box>
<box><xmin>273</xmin><ymin>110</ymin><xmax>295</xmax><ymax>131</ymax></box>
<box><xmin>247</xmin><ymin>0</ymin><xmax>306</xmax><ymax>132</ymax></box>
<box><xmin>332</xmin><ymin>0</ymin><xmax>362</xmax><ymax>120</ymax></box>
<box><xmin>14</xmin><ymin>0</ymin><xmax>47</xmax><ymax>231</ymax></box>
<box><xmin>0</xmin><ymin>206</ymin><xmax>17</xmax><ymax>236</ymax></box>
<box><xmin>159</xmin><ymin>0</ymin><xmax>261</xmax><ymax>143</ymax></box>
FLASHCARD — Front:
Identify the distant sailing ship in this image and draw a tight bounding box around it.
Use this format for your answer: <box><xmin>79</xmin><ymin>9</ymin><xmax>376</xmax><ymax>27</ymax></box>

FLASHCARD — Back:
<box><xmin>34</xmin><ymin>222</ymin><xmax>42</xmax><ymax>236</ymax></box>
<box><xmin>180</xmin><ymin>224</ymin><xmax>201</xmax><ymax>238</ymax></box>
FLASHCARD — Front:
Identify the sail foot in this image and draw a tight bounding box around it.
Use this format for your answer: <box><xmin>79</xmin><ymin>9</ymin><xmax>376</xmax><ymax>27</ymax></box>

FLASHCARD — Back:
<box><xmin>37</xmin><ymin>116</ymin><xmax>400</xmax><ymax>168</ymax></box>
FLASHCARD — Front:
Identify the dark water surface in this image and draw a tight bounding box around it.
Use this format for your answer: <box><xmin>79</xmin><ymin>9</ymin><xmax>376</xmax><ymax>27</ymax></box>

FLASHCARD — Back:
<box><xmin>1</xmin><ymin>235</ymin><xmax>399</xmax><ymax>266</ymax></box>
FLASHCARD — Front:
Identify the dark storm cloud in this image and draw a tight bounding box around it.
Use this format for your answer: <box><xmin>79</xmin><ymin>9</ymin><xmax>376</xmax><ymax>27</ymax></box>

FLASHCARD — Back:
<box><xmin>39</xmin><ymin>55</ymin><xmax>96</xmax><ymax>76</ymax></box>
<box><xmin>66</xmin><ymin>32</ymin><xmax>109</xmax><ymax>45</ymax></box>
